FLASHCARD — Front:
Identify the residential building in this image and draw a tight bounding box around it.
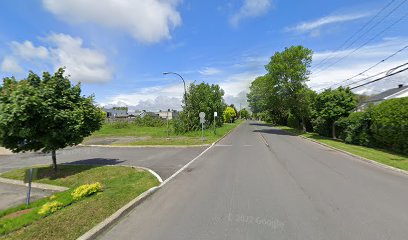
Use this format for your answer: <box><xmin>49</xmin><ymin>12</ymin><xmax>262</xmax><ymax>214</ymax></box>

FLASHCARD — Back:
<box><xmin>156</xmin><ymin>110</ymin><xmax>179</xmax><ymax>120</ymax></box>
<box><xmin>357</xmin><ymin>84</ymin><xmax>408</xmax><ymax>111</ymax></box>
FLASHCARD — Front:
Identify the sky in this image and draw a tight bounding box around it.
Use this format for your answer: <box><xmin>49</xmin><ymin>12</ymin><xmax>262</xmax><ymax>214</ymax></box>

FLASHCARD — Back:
<box><xmin>1</xmin><ymin>0</ymin><xmax>407</xmax><ymax>111</ymax></box>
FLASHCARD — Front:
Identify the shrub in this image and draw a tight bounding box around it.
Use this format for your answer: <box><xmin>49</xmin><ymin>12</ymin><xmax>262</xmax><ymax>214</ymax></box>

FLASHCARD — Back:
<box><xmin>370</xmin><ymin>98</ymin><xmax>408</xmax><ymax>154</ymax></box>
<box><xmin>133</xmin><ymin>115</ymin><xmax>166</xmax><ymax>127</ymax></box>
<box><xmin>38</xmin><ymin>201</ymin><xmax>64</xmax><ymax>215</ymax></box>
<box><xmin>312</xmin><ymin>116</ymin><xmax>332</xmax><ymax>137</ymax></box>
<box><xmin>71</xmin><ymin>182</ymin><xmax>103</xmax><ymax>201</ymax></box>
<box><xmin>110</xmin><ymin>121</ymin><xmax>130</xmax><ymax>129</ymax></box>
<box><xmin>336</xmin><ymin>111</ymin><xmax>373</xmax><ymax>146</ymax></box>
<box><xmin>287</xmin><ymin>112</ymin><xmax>301</xmax><ymax>129</ymax></box>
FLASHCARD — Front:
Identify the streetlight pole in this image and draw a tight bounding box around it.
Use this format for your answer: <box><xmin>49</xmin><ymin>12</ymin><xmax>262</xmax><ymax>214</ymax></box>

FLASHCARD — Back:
<box><xmin>163</xmin><ymin>72</ymin><xmax>187</xmax><ymax>103</ymax></box>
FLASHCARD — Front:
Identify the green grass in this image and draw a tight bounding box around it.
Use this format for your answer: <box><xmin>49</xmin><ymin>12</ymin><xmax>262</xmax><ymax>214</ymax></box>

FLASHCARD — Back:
<box><xmin>85</xmin><ymin>119</ymin><xmax>244</xmax><ymax>146</ymax></box>
<box><xmin>275</xmin><ymin>125</ymin><xmax>408</xmax><ymax>171</ymax></box>
<box><xmin>0</xmin><ymin>165</ymin><xmax>159</xmax><ymax>240</ymax></box>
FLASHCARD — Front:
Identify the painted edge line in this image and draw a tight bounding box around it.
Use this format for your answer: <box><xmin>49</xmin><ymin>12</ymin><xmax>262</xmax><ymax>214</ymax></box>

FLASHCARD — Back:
<box><xmin>77</xmin><ymin>122</ymin><xmax>243</xmax><ymax>240</ymax></box>
<box><xmin>160</xmin><ymin>142</ymin><xmax>214</xmax><ymax>186</ymax></box>
<box><xmin>277</xmin><ymin>127</ymin><xmax>408</xmax><ymax>177</ymax></box>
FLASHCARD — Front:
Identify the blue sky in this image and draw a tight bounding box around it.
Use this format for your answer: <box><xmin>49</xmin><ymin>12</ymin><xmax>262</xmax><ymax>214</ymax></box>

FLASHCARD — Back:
<box><xmin>1</xmin><ymin>0</ymin><xmax>407</xmax><ymax>111</ymax></box>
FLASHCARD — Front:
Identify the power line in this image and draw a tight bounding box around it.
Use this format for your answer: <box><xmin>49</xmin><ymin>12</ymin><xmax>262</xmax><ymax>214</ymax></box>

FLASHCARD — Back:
<box><xmin>344</xmin><ymin>62</ymin><xmax>408</xmax><ymax>87</ymax></box>
<box><xmin>314</xmin><ymin>9</ymin><xmax>408</xmax><ymax>75</ymax></box>
<box><xmin>350</xmin><ymin>65</ymin><xmax>408</xmax><ymax>89</ymax></box>
<box><xmin>311</xmin><ymin>0</ymin><xmax>398</xmax><ymax>70</ymax></box>
<box><xmin>329</xmin><ymin>44</ymin><xmax>408</xmax><ymax>88</ymax></box>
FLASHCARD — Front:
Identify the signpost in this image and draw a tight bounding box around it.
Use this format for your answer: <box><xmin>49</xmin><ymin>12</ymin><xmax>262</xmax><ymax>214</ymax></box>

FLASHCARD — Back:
<box><xmin>213</xmin><ymin>112</ymin><xmax>217</xmax><ymax>135</ymax></box>
<box><xmin>199</xmin><ymin>112</ymin><xmax>205</xmax><ymax>142</ymax></box>
<box><xmin>24</xmin><ymin>168</ymin><xmax>38</xmax><ymax>207</ymax></box>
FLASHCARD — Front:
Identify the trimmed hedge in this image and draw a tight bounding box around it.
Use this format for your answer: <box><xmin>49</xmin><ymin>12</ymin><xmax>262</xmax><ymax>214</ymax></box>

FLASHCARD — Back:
<box><xmin>336</xmin><ymin>97</ymin><xmax>408</xmax><ymax>154</ymax></box>
<box><xmin>370</xmin><ymin>98</ymin><xmax>408</xmax><ymax>154</ymax></box>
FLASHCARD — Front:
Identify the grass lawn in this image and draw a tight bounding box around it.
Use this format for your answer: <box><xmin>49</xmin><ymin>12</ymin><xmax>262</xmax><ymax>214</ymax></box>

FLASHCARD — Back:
<box><xmin>0</xmin><ymin>165</ymin><xmax>160</xmax><ymax>240</ymax></box>
<box><xmin>275</xmin><ymin>125</ymin><xmax>408</xmax><ymax>171</ymax></box>
<box><xmin>84</xmin><ymin>119</ymin><xmax>244</xmax><ymax>146</ymax></box>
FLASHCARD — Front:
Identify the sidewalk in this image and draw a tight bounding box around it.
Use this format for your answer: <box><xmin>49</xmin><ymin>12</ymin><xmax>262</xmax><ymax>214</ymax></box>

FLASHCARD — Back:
<box><xmin>0</xmin><ymin>182</ymin><xmax>57</xmax><ymax>210</ymax></box>
<box><xmin>0</xmin><ymin>147</ymin><xmax>12</xmax><ymax>155</ymax></box>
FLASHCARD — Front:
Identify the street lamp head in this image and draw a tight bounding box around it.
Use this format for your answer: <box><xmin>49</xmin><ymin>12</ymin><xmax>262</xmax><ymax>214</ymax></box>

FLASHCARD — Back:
<box><xmin>162</xmin><ymin>72</ymin><xmax>170</xmax><ymax>75</ymax></box>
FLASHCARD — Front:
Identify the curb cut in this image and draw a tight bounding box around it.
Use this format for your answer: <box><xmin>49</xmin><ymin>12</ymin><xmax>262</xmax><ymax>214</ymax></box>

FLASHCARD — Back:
<box><xmin>0</xmin><ymin>177</ymin><xmax>68</xmax><ymax>191</ymax></box>
<box><xmin>277</xmin><ymin>127</ymin><xmax>408</xmax><ymax>177</ymax></box>
<box><xmin>76</xmin><ymin>122</ymin><xmax>243</xmax><ymax>240</ymax></box>
<box><xmin>76</xmin><ymin>186</ymin><xmax>159</xmax><ymax>240</ymax></box>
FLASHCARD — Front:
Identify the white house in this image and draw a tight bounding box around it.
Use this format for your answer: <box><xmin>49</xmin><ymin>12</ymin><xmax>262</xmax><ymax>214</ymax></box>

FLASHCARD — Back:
<box><xmin>103</xmin><ymin>108</ymin><xmax>128</xmax><ymax>118</ymax></box>
<box><xmin>156</xmin><ymin>110</ymin><xmax>179</xmax><ymax>120</ymax></box>
<box><xmin>358</xmin><ymin>84</ymin><xmax>408</xmax><ymax>111</ymax></box>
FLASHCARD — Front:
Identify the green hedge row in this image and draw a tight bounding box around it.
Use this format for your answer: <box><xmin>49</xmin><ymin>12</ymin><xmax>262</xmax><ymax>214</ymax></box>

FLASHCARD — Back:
<box><xmin>336</xmin><ymin>97</ymin><xmax>408</xmax><ymax>154</ymax></box>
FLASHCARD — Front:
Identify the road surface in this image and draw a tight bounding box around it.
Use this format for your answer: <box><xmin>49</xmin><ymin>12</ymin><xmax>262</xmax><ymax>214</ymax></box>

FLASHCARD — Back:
<box><xmin>0</xmin><ymin>146</ymin><xmax>206</xmax><ymax>180</ymax></box>
<box><xmin>101</xmin><ymin>121</ymin><xmax>408</xmax><ymax>240</ymax></box>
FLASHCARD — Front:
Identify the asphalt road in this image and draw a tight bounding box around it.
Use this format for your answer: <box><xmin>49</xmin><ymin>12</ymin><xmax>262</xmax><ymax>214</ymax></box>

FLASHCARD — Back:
<box><xmin>0</xmin><ymin>146</ymin><xmax>206</xmax><ymax>180</ymax></box>
<box><xmin>101</xmin><ymin>121</ymin><xmax>408</xmax><ymax>240</ymax></box>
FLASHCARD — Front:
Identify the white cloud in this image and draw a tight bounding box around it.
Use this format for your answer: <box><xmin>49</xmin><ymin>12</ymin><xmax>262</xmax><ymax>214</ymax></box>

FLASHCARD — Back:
<box><xmin>309</xmin><ymin>37</ymin><xmax>408</xmax><ymax>94</ymax></box>
<box><xmin>1</xmin><ymin>56</ymin><xmax>23</xmax><ymax>73</ymax></box>
<box><xmin>199</xmin><ymin>67</ymin><xmax>222</xmax><ymax>76</ymax></box>
<box><xmin>224</xmin><ymin>91</ymin><xmax>249</xmax><ymax>109</ymax></box>
<box><xmin>219</xmin><ymin>71</ymin><xmax>260</xmax><ymax>96</ymax></box>
<box><xmin>230</xmin><ymin>0</ymin><xmax>272</xmax><ymax>27</ymax></box>
<box><xmin>1</xmin><ymin>33</ymin><xmax>112</xmax><ymax>83</ymax></box>
<box><xmin>45</xmin><ymin>33</ymin><xmax>112</xmax><ymax>83</ymax></box>
<box><xmin>287</xmin><ymin>12</ymin><xmax>371</xmax><ymax>34</ymax></box>
<box><xmin>42</xmin><ymin>0</ymin><xmax>182</xmax><ymax>44</ymax></box>
<box><xmin>10</xmin><ymin>41</ymin><xmax>49</xmax><ymax>60</ymax></box>
<box><xmin>103</xmin><ymin>82</ymin><xmax>185</xmax><ymax>111</ymax></box>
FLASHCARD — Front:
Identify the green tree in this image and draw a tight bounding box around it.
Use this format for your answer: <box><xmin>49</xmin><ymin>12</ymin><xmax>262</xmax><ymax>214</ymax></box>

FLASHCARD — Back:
<box><xmin>247</xmin><ymin>46</ymin><xmax>313</xmax><ymax>127</ymax></box>
<box><xmin>0</xmin><ymin>68</ymin><xmax>104</xmax><ymax>171</ymax></box>
<box><xmin>223</xmin><ymin>106</ymin><xmax>236</xmax><ymax>123</ymax></box>
<box><xmin>312</xmin><ymin>87</ymin><xmax>357</xmax><ymax>139</ymax></box>
<box><xmin>239</xmin><ymin>108</ymin><xmax>250</xmax><ymax>119</ymax></box>
<box><xmin>174</xmin><ymin>82</ymin><xmax>226</xmax><ymax>133</ymax></box>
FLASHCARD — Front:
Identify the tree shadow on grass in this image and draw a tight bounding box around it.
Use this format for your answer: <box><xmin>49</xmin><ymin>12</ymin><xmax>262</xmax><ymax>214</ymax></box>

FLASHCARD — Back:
<box><xmin>34</xmin><ymin>158</ymin><xmax>125</xmax><ymax>180</ymax></box>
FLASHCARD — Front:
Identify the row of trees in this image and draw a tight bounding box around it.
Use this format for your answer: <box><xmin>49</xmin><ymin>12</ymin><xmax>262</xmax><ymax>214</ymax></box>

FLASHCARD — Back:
<box><xmin>247</xmin><ymin>45</ymin><xmax>408</xmax><ymax>154</ymax></box>
<box><xmin>247</xmin><ymin>45</ymin><xmax>357</xmax><ymax>139</ymax></box>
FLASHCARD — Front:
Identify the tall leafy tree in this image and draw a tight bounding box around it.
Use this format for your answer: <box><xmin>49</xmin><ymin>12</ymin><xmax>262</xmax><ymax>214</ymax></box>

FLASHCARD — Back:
<box><xmin>312</xmin><ymin>87</ymin><xmax>357</xmax><ymax>138</ymax></box>
<box><xmin>239</xmin><ymin>108</ymin><xmax>250</xmax><ymax>119</ymax></box>
<box><xmin>223</xmin><ymin>107</ymin><xmax>236</xmax><ymax>123</ymax></box>
<box><xmin>247</xmin><ymin>45</ymin><xmax>313</xmax><ymax>126</ymax></box>
<box><xmin>0</xmin><ymin>68</ymin><xmax>104</xmax><ymax>171</ymax></box>
<box><xmin>174</xmin><ymin>82</ymin><xmax>226</xmax><ymax>133</ymax></box>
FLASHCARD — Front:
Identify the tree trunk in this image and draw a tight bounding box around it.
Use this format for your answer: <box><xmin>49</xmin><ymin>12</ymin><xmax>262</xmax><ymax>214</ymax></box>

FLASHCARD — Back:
<box><xmin>332</xmin><ymin>122</ymin><xmax>336</xmax><ymax>139</ymax></box>
<box><xmin>301</xmin><ymin>118</ymin><xmax>306</xmax><ymax>132</ymax></box>
<box><xmin>52</xmin><ymin>150</ymin><xmax>57</xmax><ymax>171</ymax></box>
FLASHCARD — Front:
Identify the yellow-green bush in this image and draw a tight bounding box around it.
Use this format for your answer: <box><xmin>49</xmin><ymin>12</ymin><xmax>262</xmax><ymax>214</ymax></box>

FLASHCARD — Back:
<box><xmin>38</xmin><ymin>201</ymin><xmax>64</xmax><ymax>215</ymax></box>
<box><xmin>71</xmin><ymin>182</ymin><xmax>103</xmax><ymax>201</ymax></box>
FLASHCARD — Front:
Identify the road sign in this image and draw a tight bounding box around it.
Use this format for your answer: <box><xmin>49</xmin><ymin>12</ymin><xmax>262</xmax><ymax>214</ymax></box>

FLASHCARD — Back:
<box><xmin>214</xmin><ymin>112</ymin><xmax>217</xmax><ymax>117</ymax></box>
<box><xmin>199</xmin><ymin>112</ymin><xmax>205</xmax><ymax>124</ymax></box>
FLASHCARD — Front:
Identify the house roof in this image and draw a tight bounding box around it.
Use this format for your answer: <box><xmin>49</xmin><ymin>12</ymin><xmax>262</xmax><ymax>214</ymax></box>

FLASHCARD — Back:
<box><xmin>363</xmin><ymin>85</ymin><xmax>408</xmax><ymax>103</ymax></box>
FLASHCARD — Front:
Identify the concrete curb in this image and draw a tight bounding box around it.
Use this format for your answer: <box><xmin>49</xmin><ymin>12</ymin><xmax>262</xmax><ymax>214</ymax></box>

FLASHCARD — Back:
<box><xmin>76</xmin><ymin>186</ymin><xmax>160</xmax><ymax>240</ymax></box>
<box><xmin>277</xmin><ymin>128</ymin><xmax>408</xmax><ymax>177</ymax></box>
<box><xmin>76</xmin><ymin>122</ymin><xmax>244</xmax><ymax>240</ymax></box>
<box><xmin>0</xmin><ymin>177</ymin><xmax>68</xmax><ymax>191</ymax></box>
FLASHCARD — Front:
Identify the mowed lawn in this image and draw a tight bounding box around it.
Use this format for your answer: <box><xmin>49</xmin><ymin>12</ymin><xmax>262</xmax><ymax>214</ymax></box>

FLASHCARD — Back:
<box><xmin>84</xmin><ymin>119</ymin><xmax>243</xmax><ymax>146</ymax></box>
<box><xmin>0</xmin><ymin>165</ymin><xmax>160</xmax><ymax>240</ymax></box>
<box><xmin>276</xmin><ymin>126</ymin><xmax>408</xmax><ymax>171</ymax></box>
